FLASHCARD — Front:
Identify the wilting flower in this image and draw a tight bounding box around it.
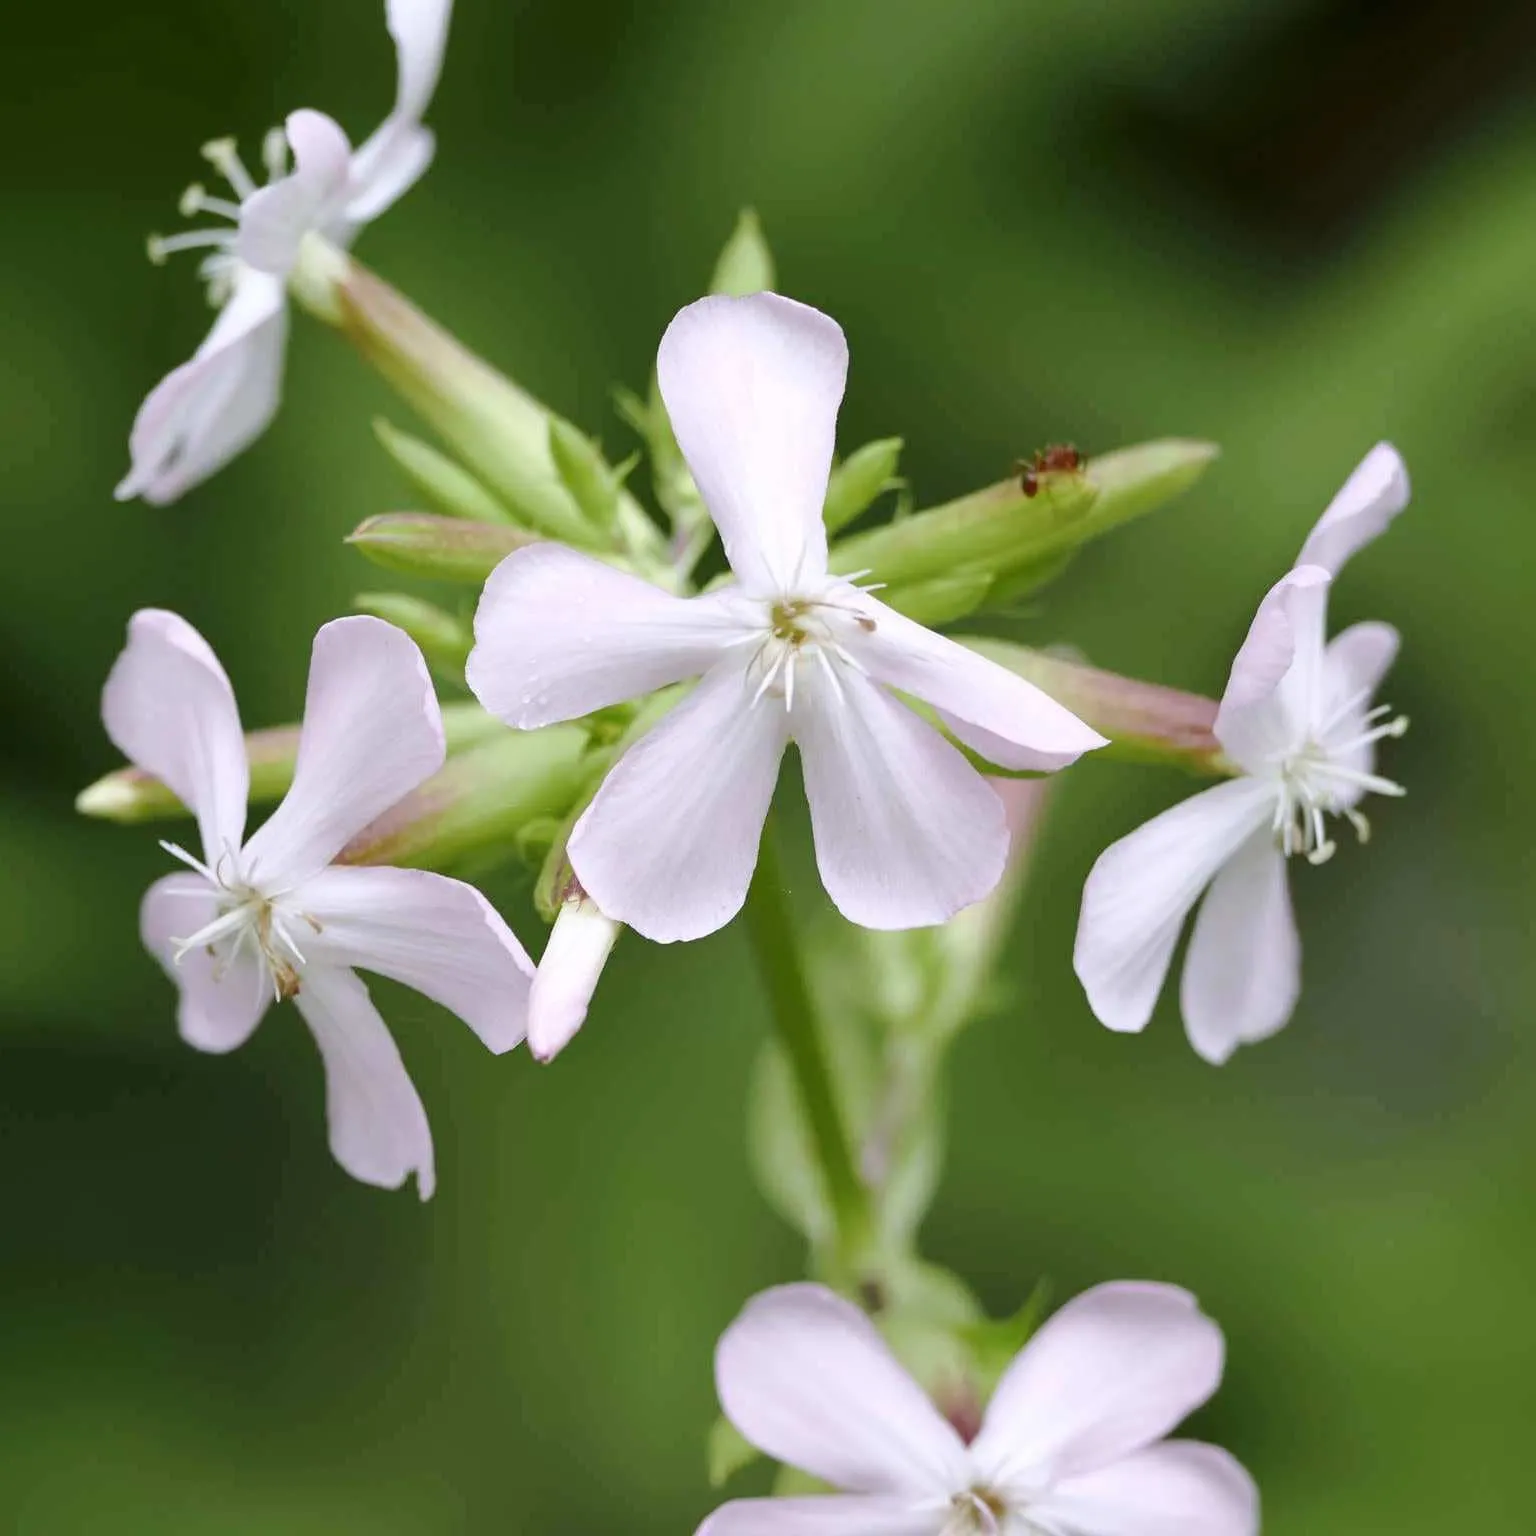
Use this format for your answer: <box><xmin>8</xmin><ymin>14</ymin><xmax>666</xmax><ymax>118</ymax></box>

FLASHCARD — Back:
<box><xmin>699</xmin><ymin>1281</ymin><xmax>1257</xmax><ymax>1536</ymax></box>
<box><xmin>116</xmin><ymin>0</ymin><xmax>453</xmax><ymax>504</ymax></box>
<box><xmin>468</xmin><ymin>293</ymin><xmax>1105</xmax><ymax>943</ymax></box>
<box><xmin>528</xmin><ymin>892</ymin><xmax>622</xmax><ymax>1062</ymax></box>
<box><xmin>103</xmin><ymin>609</ymin><xmax>532</xmax><ymax>1196</ymax></box>
<box><xmin>1075</xmin><ymin>443</ymin><xmax>1410</xmax><ymax>1063</ymax></box>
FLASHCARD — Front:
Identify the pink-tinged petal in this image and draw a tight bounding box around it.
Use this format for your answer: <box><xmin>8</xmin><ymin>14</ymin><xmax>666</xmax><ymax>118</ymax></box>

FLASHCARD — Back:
<box><xmin>1296</xmin><ymin>441</ymin><xmax>1409</xmax><ymax>578</ymax></box>
<box><xmin>970</xmin><ymin>1283</ymin><xmax>1225</xmax><ymax>1489</ymax></box>
<box><xmin>846</xmin><ymin>597</ymin><xmax>1106</xmax><ymax>771</ymax></box>
<box><xmin>697</xmin><ymin>1497</ymin><xmax>946</xmax><ymax>1536</ymax></box>
<box><xmin>1074</xmin><ymin>778</ymin><xmax>1275</xmax><ymax>1035</ymax></box>
<box><xmin>568</xmin><ymin>661</ymin><xmax>789</xmax><ymax>943</ymax></box>
<box><xmin>292</xmin><ymin>865</ymin><xmax>532</xmax><ymax>1054</ymax></box>
<box><xmin>242</xmin><ymin>617</ymin><xmax>444</xmax><ymax>890</ymax></box>
<box><xmin>528</xmin><ymin>898</ymin><xmax>621</xmax><ymax>1062</ymax></box>
<box><xmin>466</xmin><ymin>543</ymin><xmax>744</xmax><ymax>729</ymax></box>
<box><xmin>794</xmin><ymin>665</ymin><xmax>1009</xmax><ymax>929</ymax></box>
<box><xmin>115</xmin><ymin>268</ymin><xmax>289</xmax><ymax>505</ymax></box>
<box><xmin>102</xmin><ymin>609</ymin><xmax>249</xmax><ymax>859</ymax></box>
<box><xmin>237</xmin><ymin>110</ymin><xmax>353</xmax><ymax>275</ymax></box>
<box><xmin>657</xmin><ymin>294</ymin><xmax>845</xmax><ymax>595</ymax></box>
<box><xmin>1030</xmin><ymin>1442</ymin><xmax>1258</xmax><ymax>1536</ymax></box>
<box><xmin>717</xmin><ymin>1284</ymin><xmax>969</xmax><ymax>1497</ymax></box>
<box><xmin>140</xmin><ymin>874</ymin><xmax>270</xmax><ymax>1053</ymax></box>
<box><xmin>292</xmin><ymin>964</ymin><xmax>435</xmax><ymax>1198</ymax></box>
<box><xmin>1211</xmin><ymin>566</ymin><xmax>1331</xmax><ymax>776</ymax></box>
<box><xmin>1180</xmin><ymin>831</ymin><xmax>1298</xmax><ymax>1065</ymax></box>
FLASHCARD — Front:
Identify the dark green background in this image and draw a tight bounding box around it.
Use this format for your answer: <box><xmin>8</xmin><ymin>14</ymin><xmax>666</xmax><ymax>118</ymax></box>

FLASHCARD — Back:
<box><xmin>3</xmin><ymin>0</ymin><xmax>1532</xmax><ymax>1529</ymax></box>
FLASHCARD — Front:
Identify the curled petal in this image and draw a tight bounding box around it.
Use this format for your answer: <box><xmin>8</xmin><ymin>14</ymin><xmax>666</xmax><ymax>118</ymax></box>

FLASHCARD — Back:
<box><xmin>102</xmin><ymin>608</ymin><xmax>248</xmax><ymax>860</ymax></box>
<box><xmin>1296</xmin><ymin>441</ymin><xmax>1409</xmax><ymax>578</ymax></box>
<box><xmin>293</xmin><ymin>965</ymin><xmax>435</xmax><ymax>1198</ymax></box>
<box><xmin>1318</xmin><ymin>619</ymin><xmax>1401</xmax><ymax>781</ymax></box>
<box><xmin>528</xmin><ymin>898</ymin><xmax>622</xmax><ymax>1062</ymax></box>
<box><xmin>1030</xmin><ymin>1442</ymin><xmax>1259</xmax><ymax>1536</ymax></box>
<box><xmin>1073</xmin><ymin>778</ymin><xmax>1275</xmax><ymax>1035</ymax></box>
<box><xmin>294</xmin><ymin>864</ymin><xmax>533</xmax><ymax>1054</ymax></box>
<box><xmin>970</xmin><ymin>1283</ymin><xmax>1225</xmax><ymax>1489</ymax></box>
<box><xmin>238</xmin><ymin>110</ymin><xmax>354</xmax><ymax>274</ymax></box>
<box><xmin>243</xmin><ymin>617</ymin><xmax>444</xmax><ymax>891</ymax></box>
<box><xmin>697</xmin><ymin>1497</ymin><xmax>945</xmax><ymax>1536</ymax></box>
<box><xmin>716</xmin><ymin>1284</ymin><xmax>969</xmax><ymax>1497</ymax></box>
<box><xmin>657</xmin><ymin>293</ymin><xmax>845</xmax><ymax>595</ymax></box>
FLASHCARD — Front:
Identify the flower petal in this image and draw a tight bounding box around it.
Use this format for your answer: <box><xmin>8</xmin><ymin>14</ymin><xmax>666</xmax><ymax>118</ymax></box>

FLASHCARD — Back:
<box><xmin>568</xmin><ymin>661</ymin><xmax>789</xmax><ymax>943</ymax></box>
<box><xmin>115</xmin><ymin>268</ymin><xmax>289</xmax><ymax>505</ymax></box>
<box><xmin>140</xmin><ymin>873</ymin><xmax>270</xmax><ymax>1053</ymax></box>
<box><xmin>1179</xmin><ymin>831</ymin><xmax>1298</xmax><ymax>1065</ymax></box>
<box><xmin>466</xmin><ymin>543</ymin><xmax>744</xmax><ymax>728</ymax></box>
<box><xmin>970</xmin><ymin>1283</ymin><xmax>1225</xmax><ymax>1489</ymax></box>
<box><xmin>1073</xmin><ymin>777</ymin><xmax>1275</xmax><ymax>1035</ymax></box>
<box><xmin>657</xmin><ymin>293</ymin><xmax>845</xmax><ymax>595</ymax></box>
<box><xmin>1296</xmin><ymin>441</ymin><xmax>1409</xmax><ymax>578</ymax></box>
<box><xmin>528</xmin><ymin>897</ymin><xmax>622</xmax><ymax>1062</ymax></box>
<box><xmin>1030</xmin><ymin>1442</ymin><xmax>1258</xmax><ymax>1536</ymax></box>
<box><xmin>102</xmin><ymin>609</ymin><xmax>249</xmax><ymax>860</ymax></box>
<box><xmin>237</xmin><ymin>110</ymin><xmax>354</xmax><ymax>275</ymax></box>
<box><xmin>292</xmin><ymin>964</ymin><xmax>435</xmax><ymax>1198</ymax></box>
<box><xmin>716</xmin><ymin>1284</ymin><xmax>969</xmax><ymax>1497</ymax></box>
<box><xmin>697</xmin><ymin>1497</ymin><xmax>945</xmax><ymax>1536</ymax></box>
<box><xmin>1317</xmin><ymin>618</ymin><xmax>1401</xmax><ymax>782</ymax></box>
<box><xmin>242</xmin><ymin>617</ymin><xmax>444</xmax><ymax>891</ymax></box>
<box><xmin>846</xmin><ymin>597</ymin><xmax>1106</xmax><ymax>771</ymax></box>
<box><xmin>292</xmin><ymin>865</ymin><xmax>533</xmax><ymax>1054</ymax></box>
<box><xmin>794</xmin><ymin>664</ymin><xmax>1009</xmax><ymax>929</ymax></box>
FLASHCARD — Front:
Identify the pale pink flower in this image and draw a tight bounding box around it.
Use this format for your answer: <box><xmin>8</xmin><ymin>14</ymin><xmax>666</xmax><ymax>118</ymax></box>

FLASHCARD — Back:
<box><xmin>117</xmin><ymin>0</ymin><xmax>453</xmax><ymax>504</ymax></box>
<box><xmin>527</xmin><ymin>894</ymin><xmax>622</xmax><ymax>1062</ymax></box>
<box><xmin>700</xmin><ymin>1281</ymin><xmax>1257</xmax><ymax>1536</ymax></box>
<box><xmin>103</xmin><ymin>608</ymin><xmax>531</xmax><ymax>1196</ymax></box>
<box><xmin>1075</xmin><ymin>443</ymin><xmax>1410</xmax><ymax>1062</ymax></box>
<box><xmin>468</xmin><ymin>293</ymin><xmax>1105</xmax><ymax>943</ymax></box>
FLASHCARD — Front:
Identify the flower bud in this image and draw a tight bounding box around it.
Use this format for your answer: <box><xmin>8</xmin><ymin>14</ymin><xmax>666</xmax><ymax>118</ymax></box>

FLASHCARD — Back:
<box><xmin>709</xmin><ymin>208</ymin><xmax>776</xmax><ymax>297</ymax></box>
<box><xmin>528</xmin><ymin>894</ymin><xmax>622</xmax><ymax>1062</ymax></box>
<box><xmin>823</xmin><ymin>438</ymin><xmax>904</xmax><ymax>534</ymax></box>
<box><xmin>346</xmin><ymin>512</ymin><xmax>534</xmax><ymax>585</ymax></box>
<box><xmin>352</xmin><ymin>592</ymin><xmax>471</xmax><ymax>685</ymax></box>
<box><xmin>548</xmin><ymin>418</ymin><xmax>630</xmax><ymax>535</ymax></box>
<box><xmin>372</xmin><ymin>417</ymin><xmax>520</xmax><ymax>526</ymax></box>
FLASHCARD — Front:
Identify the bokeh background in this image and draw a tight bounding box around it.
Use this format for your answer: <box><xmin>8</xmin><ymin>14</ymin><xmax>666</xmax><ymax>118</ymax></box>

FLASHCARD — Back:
<box><xmin>4</xmin><ymin>0</ymin><xmax>1534</xmax><ymax>1529</ymax></box>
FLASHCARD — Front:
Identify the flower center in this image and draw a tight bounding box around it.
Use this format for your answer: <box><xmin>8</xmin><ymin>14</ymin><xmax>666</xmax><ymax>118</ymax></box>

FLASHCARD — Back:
<box><xmin>742</xmin><ymin>579</ymin><xmax>881</xmax><ymax>713</ymax></box>
<box><xmin>942</xmin><ymin>1488</ymin><xmax>1010</xmax><ymax>1536</ymax></box>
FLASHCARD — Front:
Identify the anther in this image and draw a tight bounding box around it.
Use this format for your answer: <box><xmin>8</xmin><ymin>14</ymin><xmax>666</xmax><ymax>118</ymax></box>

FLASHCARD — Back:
<box><xmin>262</xmin><ymin>125</ymin><xmax>290</xmax><ymax>181</ymax></box>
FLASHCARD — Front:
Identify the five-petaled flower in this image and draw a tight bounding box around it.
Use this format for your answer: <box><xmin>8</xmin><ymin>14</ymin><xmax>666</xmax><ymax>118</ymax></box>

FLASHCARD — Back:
<box><xmin>103</xmin><ymin>608</ymin><xmax>533</xmax><ymax>1196</ymax></box>
<box><xmin>699</xmin><ymin>1280</ymin><xmax>1257</xmax><ymax>1536</ymax></box>
<box><xmin>116</xmin><ymin>0</ymin><xmax>453</xmax><ymax>504</ymax></box>
<box><xmin>1074</xmin><ymin>443</ymin><xmax>1410</xmax><ymax>1063</ymax></box>
<box><xmin>467</xmin><ymin>293</ymin><xmax>1106</xmax><ymax>946</ymax></box>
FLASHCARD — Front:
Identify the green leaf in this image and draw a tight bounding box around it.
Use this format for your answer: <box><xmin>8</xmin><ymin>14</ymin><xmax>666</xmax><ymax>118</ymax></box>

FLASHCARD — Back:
<box><xmin>372</xmin><ymin>417</ymin><xmax>520</xmax><ymax>525</ymax></box>
<box><xmin>710</xmin><ymin>209</ymin><xmax>777</xmax><ymax>297</ymax></box>
<box><xmin>823</xmin><ymin>438</ymin><xmax>904</xmax><ymax>533</ymax></box>
<box><xmin>707</xmin><ymin>1417</ymin><xmax>762</xmax><ymax>1488</ymax></box>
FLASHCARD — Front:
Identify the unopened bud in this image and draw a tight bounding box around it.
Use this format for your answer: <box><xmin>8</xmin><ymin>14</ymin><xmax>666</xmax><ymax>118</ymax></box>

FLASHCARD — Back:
<box><xmin>373</xmin><ymin>417</ymin><xmax>520</xmax><ymax>526</ymax></box>
<box><xmin>528</xmin><ymin>894</ymin><xmax>622</xmax><ymax>1062</ymax></box>
<box><xmin>352</xmin><ymin>593</ymin><xmax>472</xmax><ymax>685</ymax></box>
<box><xmin>548</xmin><ymin>418</ymin><xmax>630</xmax><ymax>534</ymax></box>
<box><xmin>709</xmin><ymin>208</ymin><xmax>777</xmax><ymax>297</ymax></box>
<box><xmin>823</xmin><ymin>438</ymin><xmax>904</xmax><ymax>534</ymax></box>
<box><xmin>346</xmin><ymin>512</ymin><xmax>534</xmax><ymax>585</ymax></box>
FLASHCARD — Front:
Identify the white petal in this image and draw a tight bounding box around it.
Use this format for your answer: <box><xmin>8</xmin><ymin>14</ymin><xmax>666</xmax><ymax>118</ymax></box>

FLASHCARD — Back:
<box><xmin>140</xmin><ymin>874</ymin><xmax>270</xmax><ymax>1054</ymax></box>
<box><xmin>846</xmin><ymin>597</ymin><xmax>1106</xmax><ymax>771</ymax></box>
<box><xmin>1211</xmin><ymin>566</ymin><xmax>1331</xmax><ymax>776</ymax></box>
<box><xmin>716</xmin><ymin>1284</ymin><xmax>969</xmax><ymax>1497</ymax></box>
<box><xmin>794</xmin><ymin>664</ymin><xmax>1009</xmax><ymax>929</ymax></box>
<box><xmin>242</xmin><ymin>617</ymin><xmax>444</xmax><ymax>891</ymax></box>
<box><xmin>1073</xmin><ymin>778</ymin><xmax>1275</xmax><ymax>1035</ymax></box>
<box><xmin>292</xmin><ymin>865</ymin><xmax>533</xmax><ymax>1054</ymax></box>
<box><xmin>386</xmin><ymin>0</ymin><xmax>453</xmax><ymax>132</ymax></box>
<box><xmin>342</xmin><ymin>125</ymin><xmax>435</xmax><ymax>230</ymax></box>
<box><xmin>102</xmin><ymin>609</ymin><xmax>249</xmax><ymax>860</ymax></box>
<box><xmin>115</xmin><ymin>268</ymin><xmax>289</xmax><ymax>505</ymax></box>
<box><xmin>568</xmin><ymin>660</ymin><xmax>789</xmax><ymax>943</ymax></box>
<box><xmin>1030</xmin><ymin>1442</ymin><xmax>1258</xmax><ymax>1536</ymax></box>
<box><xmin>970</xmin><ymin>1283</ymin><xmax>1225</xmax><ymax>1490</ymax></box>
<box><xmin>466</xmin><ymin>543</ymin><xmax>744</xmax><ymax>728</ymax></box>
<box><xmin>1296</xmin><ymin>441</ymin><xmax>1409</xmax><ymax>577</ymax></box>
<box><xmin>697</xmin><ymin>1497</ymin><xmax>945</xmax><ymax>1536</ymax></box>
<box><xmin>657</xmin><ymin>293</ymin><xmax>845</xmax><ymax>595</ymax></box>
<box><xmin>1180</xmin><ymin>831</ymin><xmax>1299</xmax><ymax>1065</ymax></box>
<box><xmin>528</xmin><ymin>898</ymin><xmax>622</xmax><ymax>1062</ymax></box>
<box><xmin>237</xmin><ymin>110</ymin><xmax>354</xmax><ymax>275</ymax></box>
<box><xmin>293</xmin><ymin>964</ymin><xmax>435</xmax><ymax>1198</ymax></box>
<box><xmin>1317</xmin><ymin>619</ymin><xmax>1401</xmax><ymax>782</ymax></box>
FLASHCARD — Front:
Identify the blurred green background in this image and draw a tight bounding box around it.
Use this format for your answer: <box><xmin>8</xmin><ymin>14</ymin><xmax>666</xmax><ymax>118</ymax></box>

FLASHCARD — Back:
<box><xmin>4</xmin><ymin>0</ymin><xmax>1534</xmax><ymax>1529</ymax></box>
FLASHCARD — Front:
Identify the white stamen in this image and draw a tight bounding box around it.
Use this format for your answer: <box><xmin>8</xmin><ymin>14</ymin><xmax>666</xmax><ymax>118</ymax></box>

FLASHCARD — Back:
<box><xmin>200</xmin><ymin>136</ymin><xmax>258</xmax><ymax>200</ymax></box>
<box><xmin>261</xmin><ymin>125</ymin><xmax>290</xmax><ymax>181</ymax></box>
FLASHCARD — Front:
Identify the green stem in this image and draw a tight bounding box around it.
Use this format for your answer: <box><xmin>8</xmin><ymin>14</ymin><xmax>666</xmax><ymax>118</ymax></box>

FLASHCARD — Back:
<box><xmin>744</xmin><ymin>826</ymin><xmax>874</xmax><ymax>1280</ymax></box>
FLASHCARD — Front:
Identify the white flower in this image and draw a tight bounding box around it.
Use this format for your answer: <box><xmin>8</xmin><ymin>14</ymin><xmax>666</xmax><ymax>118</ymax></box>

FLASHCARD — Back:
<box><xmin>699</xmin><ymin>1281</ymin><xmax>1257</xmax><ymax>1536</ymax></box>
<box><xmin>116</xmin><ymin>0</ymin><xmax>453</xmax><ymax>504</ymax></box>
<box><xmin>1074</xmin><ymin>443</ymin><xmax>1410</xmax><ymax>1063</ymax></box>
<box><xmin>467</xmin><ymin>293</ymin><xmax>1106</xmax><ymax>943</ymax></box>
<box><xmin>103</xmin><ymin>608</ymin><xmax>532</xmax><ymax>1197</ymax></box>
<box><xmin>527</xmin><ymin>893</ymin><xmax>622</xmax><ymax>1062</ymax></box>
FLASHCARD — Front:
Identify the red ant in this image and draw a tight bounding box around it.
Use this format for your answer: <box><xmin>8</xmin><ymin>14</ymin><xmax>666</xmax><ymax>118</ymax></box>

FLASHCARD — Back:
<box><xmin>1016</xmin><ymin>444</ymin><xmax>1086</xmax><ymax>498</ymax></box>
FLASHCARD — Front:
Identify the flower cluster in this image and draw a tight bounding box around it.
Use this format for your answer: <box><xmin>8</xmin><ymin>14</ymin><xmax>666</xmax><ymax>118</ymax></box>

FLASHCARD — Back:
<box><xmin>85</xmin><ymin>2</ymin><xmax>1421</xmax><ymax>1528</ymax></box>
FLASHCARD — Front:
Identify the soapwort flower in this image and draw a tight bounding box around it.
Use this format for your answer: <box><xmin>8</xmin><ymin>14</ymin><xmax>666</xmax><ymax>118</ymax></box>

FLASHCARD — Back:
<box><xmin>1074</xmin><ymin>443</ymin><xmax>1410</xmax><ymax>1063</ymax></box>
<box><xmin>116</xmin><ymin>0</ymin><xmax>453</xmax><ymax>504</ymax></box>
<box><xmin>468</xmin><ymin>293</ymin><xmax>1105</xmax><ymax>944</ymax></box>
<box><xmin>699</xmin><ymin>1281</ymin><xmax>1257</xmax><ymax>1536</ymax></box>
<box><xmin>103</xmin><ymin>609</ymin><xmax>532</xmax><ymax>1196</ymax></box>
